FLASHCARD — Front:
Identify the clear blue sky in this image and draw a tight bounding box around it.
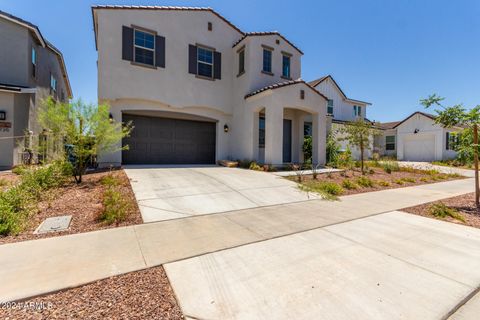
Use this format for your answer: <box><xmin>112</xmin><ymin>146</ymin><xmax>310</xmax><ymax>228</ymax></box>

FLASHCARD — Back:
<box><xmin>2</xmin><ymin>0</ymin><xmax>479</xmax><ymax>122</ymax></box>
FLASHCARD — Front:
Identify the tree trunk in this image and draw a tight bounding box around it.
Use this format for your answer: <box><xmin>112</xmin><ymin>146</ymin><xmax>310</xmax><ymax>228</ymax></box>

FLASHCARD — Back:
<box><xmin>360</xmin><ymin>136</ymin><xmax>365</xmax><ymax>175</ymax></box>
<box><xmin>474</xmin><ymin>124</ymin><xmax>479</xmax><ymax>207</ymax></box>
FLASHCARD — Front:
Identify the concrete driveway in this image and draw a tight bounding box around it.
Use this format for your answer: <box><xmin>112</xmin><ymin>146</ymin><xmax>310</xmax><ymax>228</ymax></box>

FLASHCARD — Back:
<box><xmin>124</xmin><ymin>165</ymin><xmax>318</xmax><ymax>223</ymax></box>
<box><xmin>165</xmin><ymin>211</ymin><xmax>480</xmax><ymax>320</ymax></box>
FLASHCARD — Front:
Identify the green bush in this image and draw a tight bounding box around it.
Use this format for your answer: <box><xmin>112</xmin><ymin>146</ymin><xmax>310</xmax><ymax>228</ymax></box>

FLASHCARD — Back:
<box><xmin>429</xmin><ymin>203</ymin><xmax>465</xmax><ymax>222</ymax></box>
<box><xmin>342</xmin><ymin>179</ymin><xmax>358</xmax><ymax>190</ymax></box>
<box><xmin>100</xmin><ymin>174</ymin><xmax>121</xmax><ymax>187</ymax></box>
<box><xmin>100</xmin><ymin>187</ymin><xmax>130</xmax><ymax>224</ymax></box>
<box><xmin>0</xmin><ymin>161</ymin><xmax>72</xmax><ymax>236</ymax></box>
<box><xmin>356</xmin><ymin>176</ymin><xmax>375</xmax><ymax>188</ymax></box>
<box><xmin>11</xmin><ymin>165</ymin><xmax>28</xmax><ymax>175</ymax></box>
<box><xmin>394</xmin><ymin>179</ymin><xmax>404</xmax><ymax>185</ymax></box>
<box><xmin>237</xmin><ymin>159</ymin><xmax>253</xmax><ymax>169</ymax></box>
<box><xmin>420</xmin><ymin>177</ymin><xmax>429</xmax><ymax>182</ymax></box>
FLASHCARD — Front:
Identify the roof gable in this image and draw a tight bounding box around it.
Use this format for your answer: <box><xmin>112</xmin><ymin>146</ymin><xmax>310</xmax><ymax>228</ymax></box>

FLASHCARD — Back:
<box><xmin>244</xmin><ymin>79</ymin><xmax>328</xmax><ymax>100</ymax></box>
<box><xmin>308</xmin><ymin>75</ymin><xmax>371</xmax><ymax>105</ymax></box>
<box><xmin>232</xmin><ymin>32</ymin><xmax>303</xmax><ymax>55</ymax></box>
<box><xmin>392</xmin><ymin>111</ymin><xmax>436</xmax><ymax>129</ymax></box>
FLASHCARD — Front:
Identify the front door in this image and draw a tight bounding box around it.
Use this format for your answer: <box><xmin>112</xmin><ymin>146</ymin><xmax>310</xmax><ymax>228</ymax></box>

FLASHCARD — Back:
<box><xmin>283</xmin><ymin>119</ymin><xmax>292</xmax><ymax>163</ymax></box>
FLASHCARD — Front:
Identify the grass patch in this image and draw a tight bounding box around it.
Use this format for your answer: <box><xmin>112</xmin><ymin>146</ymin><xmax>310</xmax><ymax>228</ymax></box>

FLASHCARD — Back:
<box><xmin>394</xmin><ymin>179</ymin><xmax>404</xmax><ymax>185</ymax></box>
<box><xmin>356</xmin><ymin>176</ymin><xmax>375</xmax><ymax>188</ymax></box>
<box><xmin>402</xmin><ymin>177</ymin><xmax>416</xmax><ymax>183</ymax></box>
<box><xmin>342</xmin><ymin>179</ymin><xmax>358</xmax><ymax>190</ymax></box>
<box><xmin>381</xmin><ymin>161</ymin><xmax>400</xmax><ymax>174</ymax></box>
<box><xmin>429</xmin><ymin>203</ymin><xmax>465</xmax><ymax>223</ymax></box>
<box><xmin>299</xmin><ymin>181</ymin><xmax>344</xmax><ymax>200</ymax></box>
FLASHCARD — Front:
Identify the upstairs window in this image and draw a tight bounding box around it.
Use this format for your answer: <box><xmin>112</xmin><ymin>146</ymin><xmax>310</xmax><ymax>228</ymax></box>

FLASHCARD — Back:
<box><xmin>262</xmin><ymin>48</ymin><xmax>272</xmax><ymax>73</ymax></box>
<box><xmin>134</xmin><ymin>29</ymin><xmax>155</xmax><ymax>66</ymax></box>
<box><xmin>353</xmin><ymin>105</ymin><xmax>362</xmax><ymax>117</ymax></box>
<box><xmin>385</xmin><ymin>136</ymin><xmax>396</xmax><ymax>151</ymax></box>
<box><xmin>197</xmin><ymin>47</ymin><xmax>214</xmax><ymax>78</ymax></box>
<box><xmin>238</xmin><ymin>47</ymin><xmax>245</xmax><ymax>76</ymax></box>
<box><xmin>327</xmin><ymin>99</ymin><xmax>334</xmax><ymax>115</ymax></box>
<box><xmin>282</xmin><ymin>54</ymin><xmax>291</xmax><ymax>78</ymax></box>
<box><xmin>50</xmin><ymin>74</ymin><xmax>57</xmax><ymax>93</ymax></box>
<box><xmin>31</xmin><ymin>47</ymin><xmax>36</xmax><ymax>78</ymax></box>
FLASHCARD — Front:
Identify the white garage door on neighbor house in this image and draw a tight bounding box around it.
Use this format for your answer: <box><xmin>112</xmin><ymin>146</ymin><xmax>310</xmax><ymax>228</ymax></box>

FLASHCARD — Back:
<box><xmin>403</xmin><ymin>134</ymin><xmax>435</xmax><ymax>162</ymax></box>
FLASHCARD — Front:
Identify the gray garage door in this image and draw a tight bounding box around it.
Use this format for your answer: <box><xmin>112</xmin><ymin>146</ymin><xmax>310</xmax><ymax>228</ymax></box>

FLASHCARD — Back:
<box><xmin>122</xmin><ymin>114</ymin><xmax>216</xmax><ymax>164</ymax></box>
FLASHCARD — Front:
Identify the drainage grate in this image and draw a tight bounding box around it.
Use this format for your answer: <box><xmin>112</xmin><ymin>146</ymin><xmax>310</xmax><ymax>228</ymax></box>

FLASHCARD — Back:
<box><xmin>34</xmin><ymin>216</ymin><xmax>72</xmax><ymax>234</ymax></box>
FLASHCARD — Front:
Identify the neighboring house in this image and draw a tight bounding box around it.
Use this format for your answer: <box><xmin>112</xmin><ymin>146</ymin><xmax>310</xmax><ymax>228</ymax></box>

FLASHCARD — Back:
<box><xmin>0</xmin><ymin>10</ymin><xmax>71</xmax><ymax>169</ymax></box>
<box><xmin>309</xmin><ymin>75</ymin><xmax>373</xmax><ymax>160</ymax></box>
<box><xmin>92</xmin><ymin>6</ymin><xmax>328</xmax><ymax>166</ymax></box>
<box><xmin>376</xmin><ymin>111</ymin><xmax>460</xmax><ymax>162</ymax></box>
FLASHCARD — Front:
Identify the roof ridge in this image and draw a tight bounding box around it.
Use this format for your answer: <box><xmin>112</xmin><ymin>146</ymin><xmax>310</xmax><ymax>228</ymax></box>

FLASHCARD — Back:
<box><xmin>232</xmin><ymin>31</ymin><xmax>303</xmax><ymax>55</ymax></box>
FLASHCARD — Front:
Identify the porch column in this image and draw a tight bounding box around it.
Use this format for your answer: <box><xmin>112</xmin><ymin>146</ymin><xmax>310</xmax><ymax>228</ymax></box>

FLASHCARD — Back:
<box><xmin>312</xmin><ymin>112</ymin><xmax>326</xmax><ymax>166</ymax></box>
<box><xmin>264</xmin><ymin>106</ymin><xmax>283</xmax><ymax>165</ymax></box>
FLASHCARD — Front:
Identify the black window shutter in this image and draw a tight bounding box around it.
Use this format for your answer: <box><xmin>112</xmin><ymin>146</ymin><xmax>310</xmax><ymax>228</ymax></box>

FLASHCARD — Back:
<box><xmin>155</xmin><ymin>35</ymin><xmax>165</xmax><ymax>68</ymax></box>
<box><xmin>446</xmin><ymin>132</ymin><xmax>449</xmax><ymax>150</ymax></box>
<box><xmin>214</xmin><ymin>51</ymin><xmax>221</xmax><ymax>79</ymax></box>
<box><xmin>122</xmin><ymin>26</ymin><xmax>134</xmax><ymax>61</ymax></box>
<box><xmin>188</xmin><ymin>44</ymin><xmax>197</xmax><ymax>74</ymax></box>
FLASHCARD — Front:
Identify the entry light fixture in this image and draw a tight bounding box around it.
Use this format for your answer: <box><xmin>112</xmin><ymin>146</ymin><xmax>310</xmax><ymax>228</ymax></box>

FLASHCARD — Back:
<box><xmin>414</xmin><ymin>128</ymin><xmax>419</xmax><ymax>134</ymax></box>
<box><xmin>224</xmin><ymin>124</ymin><xmax>229</xmax><ymax>133</ymax></box>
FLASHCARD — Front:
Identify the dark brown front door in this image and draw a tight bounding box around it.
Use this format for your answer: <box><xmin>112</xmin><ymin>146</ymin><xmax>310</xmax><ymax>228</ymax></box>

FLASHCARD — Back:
<box><xmin>122</xmin><ymin>114</ymin><xmax>216</xmax><ymax>164</ymax></box>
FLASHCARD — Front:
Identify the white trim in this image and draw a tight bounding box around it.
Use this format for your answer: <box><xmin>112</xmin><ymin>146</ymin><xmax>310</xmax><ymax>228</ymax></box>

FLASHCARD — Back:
<box><xmin>133</xmin><ymin>28</ymin><xmax>156</xmax><ymax>66</ymax></box>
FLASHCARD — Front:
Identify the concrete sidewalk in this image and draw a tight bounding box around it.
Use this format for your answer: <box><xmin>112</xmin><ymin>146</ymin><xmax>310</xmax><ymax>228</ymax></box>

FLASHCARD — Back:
<box><xmin>0</xmin><ymin>178</ymin><xmax>475</xmax><ymax>302</ymax></box>
<box><xmin>165</xmin><ymin>211</ymin><xmax>480</xmax><ymax>320</ymax></box>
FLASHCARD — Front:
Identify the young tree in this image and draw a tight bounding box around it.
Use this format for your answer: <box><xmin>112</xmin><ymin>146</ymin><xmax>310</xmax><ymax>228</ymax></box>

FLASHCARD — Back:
<box><xmin>337</xmin><ymin>119</ymin><xmax>381</xmax><ymax>175</ymax></box>
<box><xmin>421</xmin><ymin>94</ymin><xmax>480</xmax><ymax>207</ymax></box>
<box><xmin>38</xmin><ymin>98</ymin><xmax>133</xmax><ymax>183</ymax></box>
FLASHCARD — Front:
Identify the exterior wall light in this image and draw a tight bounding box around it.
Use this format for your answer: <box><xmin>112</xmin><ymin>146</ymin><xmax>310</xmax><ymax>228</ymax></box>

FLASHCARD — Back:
<box><xmin>224</xmin><ymin>124</ymin><xmax>229</xmax><ymax>133</ymax></box>
<box><xmin>414</xmin><ymin>128</ymin><xmax>419</xmax><ymax>134</ymax></box>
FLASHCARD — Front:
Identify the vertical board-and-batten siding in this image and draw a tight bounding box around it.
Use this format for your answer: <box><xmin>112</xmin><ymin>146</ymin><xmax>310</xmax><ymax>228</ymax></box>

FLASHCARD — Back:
<box><xmin>314</xmin><ymin>79</ymin><xmax>362</xmax><ymax>122</ymax></box>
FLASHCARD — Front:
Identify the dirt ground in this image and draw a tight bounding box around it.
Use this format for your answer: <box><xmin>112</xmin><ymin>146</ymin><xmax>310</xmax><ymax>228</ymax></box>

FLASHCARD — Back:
<box><xmin>0</xmin><ymin>266</ymin><xmax>183</xmax><ymax>320</ymax></box>
<box><xmin>0</xmin><ymin>169</ymin><xmax>143</xmax><ymax>245</ymax></box>
<box><xmin>289</xmin><ymin>167</ymin><xmax>463</xmax><ymax>196</ymax></box>
<box><xmin>403</xmin><ymin>193</ymin><xmax>480</xmax><ymax>229</ymax></box>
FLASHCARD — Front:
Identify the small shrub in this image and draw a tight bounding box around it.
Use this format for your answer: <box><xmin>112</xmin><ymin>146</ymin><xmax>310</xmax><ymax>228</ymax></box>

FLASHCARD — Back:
<box><xmin>0</xmin><ymin>178</ymin><xmax>8</xmax><ymax>187</ymax></box>
<box><xmin>435</xmin><ymin>174</ymin><xmax>447</xmax><ymax>180</ymax></box>
<box><xmin>100</xmin><ymin>174</ymin><xmax>121</xmax><ymax>187</ymax></box>
<box><xmin>402</xmin><ymin>177</ymin><xmax>416</xmax><ymax>183</ymax></box>
<box><xmin>420</xmin><ymin>177</ymin><xmax>429</xmax><ymax>182</ymax></box>
<box><xmin>100</xmin><ymin>187</ymin><xmax>130</xmax><ymax>224</ymax></box>
<box><xmin>249</xmin><ymin>162</ymin><xmax>263</xmax><ymax>171</ymax></box>
<box><xmin>394</xmin><ymin>179</ymin><xmax>404</xmax><ymax>185</ymax></box>
<box><xmin>356</xmin><ymin>176</ymin><xmax>375</xmax><ymax>188</ymax></box>
<box><xmin>11</xmin><ymin>165</ymin><xmax>28</xmax><ymax>175</ymax></box>
<box><xmin>377</xmin><ymin>180</ymin><xmax>391</xmax><ymax>187</ymax></box>
<box><xmin>425</xmin><ymin>169</ymin><xmax>440</xmax><ymax>176</ymax></box>
<box><xmin>382</xmin><ymin>161</ymin><xmax>400</xmax><ymax>174</ymax></box>
<box><xmin>342</xmin><ymin>179</ymin><xmax>358</xmax><ymax>190</ymax></box>
<box><xmin>300</xmin><ymin>181</ymin><xmax>343</xmax><ymax>200</ymax></box>
<box><xmin>263</xmin><ymin>164</ymin><xmax>277</xmax><ymax>172</ymax></box>
<box><xmin>237</xmin><ymin>159</ymin><xmax>253</xmax><ymax>169</ymax></box>
<box><xmin>368</xmin><ymin>168</ymin><xmax>375</xmax><ymax>175</ymax></box>
<box><xmin>0</xmin><ymin>186</ymin><xmax>34</xmax><ymax>235</ymax></box>
<box><xmin>429</xmin><ymin>203</ymin><xmax>465</xmax><ymax>223</ymax></box>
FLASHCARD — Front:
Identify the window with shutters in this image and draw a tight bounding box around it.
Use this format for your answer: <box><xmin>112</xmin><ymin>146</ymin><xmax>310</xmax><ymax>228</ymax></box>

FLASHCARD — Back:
<box><xmin>134</xmin><ymin>29</ymin><xmax>155</xmax><ymax>66</ymax></box>
<box><xmin>197</xmin><ymin>47</ymin><xmax>214</xmax><ymax>78</ymax></box>
<box><xmin>385</xmin><ymin>135</ymin><xmax>395</xmax><ymax>151</ymax></box>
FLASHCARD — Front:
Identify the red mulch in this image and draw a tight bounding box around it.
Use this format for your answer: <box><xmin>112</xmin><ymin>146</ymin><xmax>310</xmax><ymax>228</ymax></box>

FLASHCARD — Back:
<box><xmin>403</xmin><ymin>193</ymin><xmax>480</xmax><ymax>228</ymax></box>
<box><xmin>0</xmin><ymin>169</ymin><xmax>142</xmax><ymax>245</ymax></box>
<box><xmin>290</xmin><ymin>167</ymin><xmax>463</xmax><ymax>196</ymax></box>
<box><xmin>0</xmin><ymin>266</ymin><xmax>183</xmax><ymax>320</ymax></box>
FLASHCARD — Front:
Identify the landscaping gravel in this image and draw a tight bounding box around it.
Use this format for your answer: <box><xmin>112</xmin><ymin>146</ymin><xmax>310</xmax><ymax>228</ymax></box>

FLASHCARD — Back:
<box><xmin>0</xmin><ymin>169</ymin><xmax>142</xmax><ymax>244</ymax></box>
<box><xmin>0</xmin><ymin>266</ymin><xmax>183</xmax><ymax>320</ymax></box>
<box><xmin>403</xmin><ymin>192</ymin><xmax>480</xmax><ymax>229</ymax></box>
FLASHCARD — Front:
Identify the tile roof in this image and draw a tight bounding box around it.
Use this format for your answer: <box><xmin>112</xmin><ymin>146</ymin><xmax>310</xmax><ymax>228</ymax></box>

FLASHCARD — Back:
<box><xmin>232</xmin><ymin>31</ymin><xmax>303</xmax><ymax>55</ymax></box>
<box><xmin>376</xmin><ymin>121</ymin><xmax>401</xmax><ymax>130</ymax></box>
<box><xmin>91</xmin><ymin>5</ymin><xmax>243</xmax><ymax>34</ymax></box>
<box><xmin>244</xmin><ymin>79</ymin><xmax>328</xmax><ymax>100</ymax></box>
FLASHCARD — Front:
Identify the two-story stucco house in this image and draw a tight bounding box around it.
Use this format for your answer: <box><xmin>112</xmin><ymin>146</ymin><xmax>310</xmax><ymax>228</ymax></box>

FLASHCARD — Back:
<box><xmin>309</xmin><ymin>75</ymin><xmax>372</xmax><ymax>159</ymax></box>
<box><xmin>376</xmin><ymin>111</ymin><xmax>460</xmax><ymax>162</ymax></box>
<box><xmin>92</xmin><ymin>5</ymin><xmax>328</xmax><ymax>167</ymax></box>
<box><xmin>0</xmin><ymin>10</ymin><xmax>71</xmax><ymax>169</ymax></box>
